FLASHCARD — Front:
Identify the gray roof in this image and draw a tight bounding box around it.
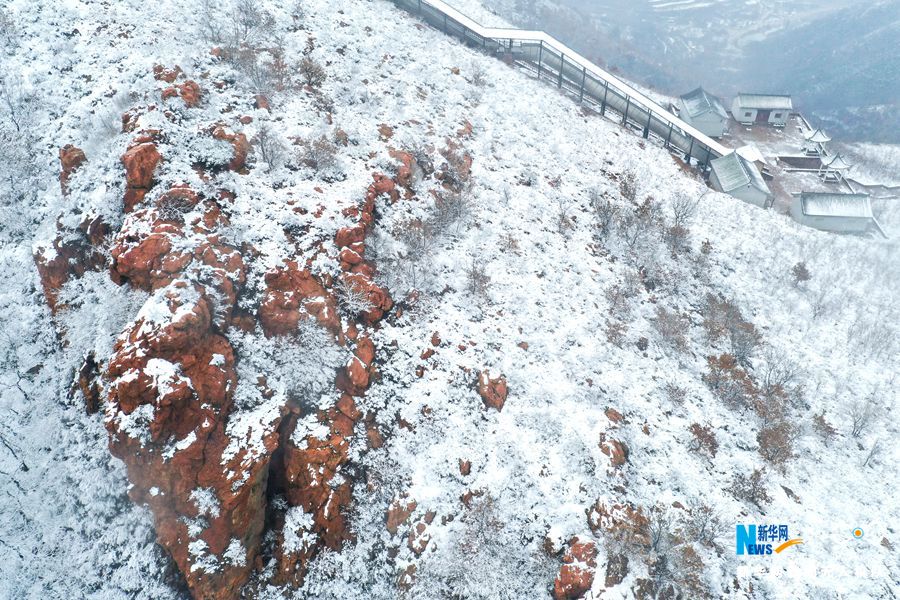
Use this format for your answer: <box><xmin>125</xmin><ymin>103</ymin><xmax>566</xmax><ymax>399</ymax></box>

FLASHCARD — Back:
<box><xmin>734</xmin><ymin>93</ymin><xmax>793</xmax><ymax>111</ymax></box>
<box><xmin>711</xmin><ymin>152</ymin><xmax>772</xmax><ymax>196</ymax></box>
<box><xmin>804</xmin><ymin>128</ymin><xmax>831</xmax><ymax>143</ymax></box>
<box><xmin>679</xmin><ymin>87</ymin><xmax>728</xmax><ymax>119</ymax></box>
<box><xmin>800</xmin><ymin>193</ymin><xmax>873</xmax><ymax>219</ymax></box>
<box><xmin>823</xmin><ymin>153</ymin><xmax>852</xmax><ymax>170</ymax></box>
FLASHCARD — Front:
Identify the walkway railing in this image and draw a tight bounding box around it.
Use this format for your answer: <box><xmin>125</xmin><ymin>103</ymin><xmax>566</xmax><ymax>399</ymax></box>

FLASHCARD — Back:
<box><xmin>390</xmin><ymin>0</ymin><xmax>731</xmax><ymax>167</ymax></box>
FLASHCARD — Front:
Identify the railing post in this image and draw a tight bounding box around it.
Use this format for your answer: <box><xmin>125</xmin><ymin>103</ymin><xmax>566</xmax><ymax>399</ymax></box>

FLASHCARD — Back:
<box><xmin>558</xmin><ymin>54</ymin><xmax>564</xmax><ymax>87</ymax></box>
<box><xmin>686</xmin><ymin>137</ymin><xmax>695</xmax><ymax>164</ymax></box>
<box><xmin>704</xmin><ymin>145</ymin><xmax>712</xmax><ymax>166</ymax></box>
<box><xmin>578</xmin><ymin>66</ymin><xmax>586</xmax><ymax>102</ymax></box>
<box><xmin>623</xmin><ymin>96</ymin><xmax>631</xmax><ymax>125</ymax></box>
<box><xmin>601</xmin><ymin>81</ymin><xmax>608</xmax><ymax>116</ymax></box>
<box><xmin>643</xmin><ymin>109</ymin><xmax>651</xmax><ymax>139</ymax></box>
<box><xmin>665</xmin><ymin>123</ymin><xmax>673</xmax><ymax>148</ymax></box>
<box><xmin>537</xmin><ymin>41</ymin><xmax>543</xmax><ymax>80</ymax></box>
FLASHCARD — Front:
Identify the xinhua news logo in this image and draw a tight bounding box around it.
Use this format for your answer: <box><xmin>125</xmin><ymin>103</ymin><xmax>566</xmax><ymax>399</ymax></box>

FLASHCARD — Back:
<box><xmin>736</xmin><ymin>524</ymin><xmax>803</xmax><ymax>555</ymax></box>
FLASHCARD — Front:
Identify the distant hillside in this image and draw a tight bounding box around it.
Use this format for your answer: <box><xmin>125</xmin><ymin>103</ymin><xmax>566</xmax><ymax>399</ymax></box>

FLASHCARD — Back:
<box><xmin>743</xmin><ymin>1</ymin><xmax>900</xmax><ymax>143</ymax></box>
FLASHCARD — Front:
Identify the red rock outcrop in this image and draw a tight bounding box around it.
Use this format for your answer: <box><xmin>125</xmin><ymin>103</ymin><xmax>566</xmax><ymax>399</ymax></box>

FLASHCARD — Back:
<box><xmin>477</xmin><ymin>370</ymin><xmax>508</xmax><ymax>411</ymax></box>
<box><xmin>163</xmin><ymin>80</ymin><xmax>202</xmax><ymax>108</ymax></box>
<box><xmin>211</xmin><ymin>126</ymin><xmax>249</xmax><ymax>172</ymax></box>
<box><xmin>105</xmin><ymin>280</ymin><xmax>273</xmax><ymax>600</ymax></box>
<box><xmin>34</xmin><ymin>227</ymin><xmax>107</xmax><ymax>312</ymax></box>
<box><xmin>553</xmin><ymin>537</ymin><xmax>598</xmax><ymax>600</ymax></box>
<box><xmin>121</xmin><ymin>141</ymin><xmax>161</xmax><ymax>212</ymax></box>
<box><xmin>154</xmin><ymin>64</ymin><xmax>184</xmax><ymax>83</ymax></box>
<box><xmin>39</xmin><ymin>75</ymin><xmax>411</xmax><ymax>598</ymax></box>
<box><xmin>259</xmin><ymin>262</ymin><xmax>340</xmax><ymax>337</ymax></box>
<box><xmin>599</xmin><ymin>434</ymin><xmax>628</xmax><ymax>467</ymax></box>
<box><xmin>59</xmin><ymin>144</ymin><xmax>87</xmax><ymax>195</ymax></box>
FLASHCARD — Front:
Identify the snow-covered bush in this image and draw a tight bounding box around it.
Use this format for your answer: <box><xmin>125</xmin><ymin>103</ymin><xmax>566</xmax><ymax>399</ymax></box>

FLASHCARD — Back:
<box><xmin>229</xmin><ymin>322</ymin><xmax>343</xmax><ymax>411</ymax></box>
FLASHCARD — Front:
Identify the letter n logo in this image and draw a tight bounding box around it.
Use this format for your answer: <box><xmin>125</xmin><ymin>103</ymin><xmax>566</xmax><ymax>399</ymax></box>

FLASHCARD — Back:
<box><xmin>736</xmin><ymin>524</ymin><xmax>756</xmax><ymax>555</ymax></box>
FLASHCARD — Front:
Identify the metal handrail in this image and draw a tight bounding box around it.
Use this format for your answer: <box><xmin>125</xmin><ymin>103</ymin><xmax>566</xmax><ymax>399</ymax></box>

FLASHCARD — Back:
<box><xmin>393</xmin><ymin>0</ymin><xmax>731</xmax><ymax>166</ymax></box>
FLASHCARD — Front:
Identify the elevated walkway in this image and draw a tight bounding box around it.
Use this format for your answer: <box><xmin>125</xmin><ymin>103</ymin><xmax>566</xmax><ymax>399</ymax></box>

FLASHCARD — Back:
<box><xmin>390</xmin><ymin>0</ymin><xmax>731</xmax><ymax>167</ymax></box>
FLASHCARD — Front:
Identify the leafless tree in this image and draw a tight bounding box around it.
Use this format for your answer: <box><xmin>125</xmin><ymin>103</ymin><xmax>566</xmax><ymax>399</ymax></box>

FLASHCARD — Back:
<box><xmin>590</xmin><ymin>188</ymin><xmax>617</xmax><ymax>238</ymax></box>
<box><xmin>619</xmin><ymin>169</ymin><xmax>639</xmax><ymax>203</ymax></box>
<box><xmin>296</xmin><ymin>135</ymin><xmax>339</xmax><ymax>173</ymax></box>
<box><xmin>298</xmin><ymin>56</ymin><xmax>326</xmax><ymax>88</ymax></box>
<box><xmin>669</xmin><ymin>191</ymin><xmax>700</xmax><ymax>229</ymax></box>
<box><xmin>251</xmin><ymin>123</ymin><xmax>286</xmax><ymax>172</ymax></box>
<box><xmin>726</xmin><ymin>468</ymin><xmax>772</xmax><ymax>508</ymax></box>
<box><xmin>334</xmin><ymin>277</ymin><xmax>373</xmax><ymax>316</ymax></box>
<box><xmin>653</xmin><ymin>306</ymin><xmax>689</xmax><ymax>353</ymax></box>
<box><xmin>861</xmin><ymin>439</ymin><xmax>882</xmax><ymax>468</ymax></box>
<box><xmin>465</xmin><ymin>259</ymin><xmax>491</xmax><ymax>298</ymax></box>
<box><xmin>848</xmin><ymin>393</ymin><xmax>878</xmax><ymax>438</ymax></box>
<box><xmin>757</xmin><ymin>419</ymin><xmax>796</xmax><ymax>471</ymax></box>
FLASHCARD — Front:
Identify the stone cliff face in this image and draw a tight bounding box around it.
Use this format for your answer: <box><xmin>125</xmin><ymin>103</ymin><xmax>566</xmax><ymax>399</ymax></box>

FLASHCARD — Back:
<box><xmin>35</xmin><ymin>67</ymin><xmax>400</xmax><ymax>599</ymax></box>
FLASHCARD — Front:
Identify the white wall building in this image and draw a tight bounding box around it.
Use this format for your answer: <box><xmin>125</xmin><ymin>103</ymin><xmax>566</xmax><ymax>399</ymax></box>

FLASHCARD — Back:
<box><xmin>790</xmin><ymin>192</ymin><xmax>879</xmax><ymax>234</ymax></box>
<box><xmin>709</xmin><ymin>152</ymin><xmax>774</xmax><ymax>208</ymax></box>
<box><xmin>731</xmin><ymin>94</ymin><xmax>793</xmax><ymax>126</ymax></box>
<box><xmin>678</xmin><ymin>87</ymin><xmax>728</xmax><ymax>138</ymax></box>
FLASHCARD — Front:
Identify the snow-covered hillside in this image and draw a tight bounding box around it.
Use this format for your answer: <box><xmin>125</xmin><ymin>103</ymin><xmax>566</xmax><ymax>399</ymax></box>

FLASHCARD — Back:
<box><xmin>0</xmin><ymin>0</ymin><xmax>897</xmax><ymax>599</ymax></box>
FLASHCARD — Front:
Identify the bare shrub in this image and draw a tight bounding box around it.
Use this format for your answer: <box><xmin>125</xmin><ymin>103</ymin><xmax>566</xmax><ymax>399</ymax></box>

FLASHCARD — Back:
<box><xmin>289</xmin><ymin>0</ymin><xmax>306</xmax><ymax>30</ymax></box>
<box><xmin>791</xmin><ymin>261</ymin><xmax>811</xmax><ymax>286</ymax></box>
<box><xmin>554</xmin><ymin>197</ymin><xmax>573</xmax><ymax>235</ymax></box>
<box><xmin>156</xmin><ymin>194</ymin><xmax>196</xmax><ymax>223</ymax></box>
<box><xmin>469</xmin><ymin>61</ymin><xmax>487</xmax><ymax>87</ymax></box>
<box><xmin>669</xmin><ymin>544</ymin><xmax>710</xmax><ymax>599</ymax></box>
<box><xmin>702</xmin><ymin>354</ymin><xmax>757</xmax><ymax>411</ymax></box>
<box><xmin>669</xmin><ymin>192</ymin><xmax>699</xmax><ymax>229</ymax></box>
<box><xmin>604</xmin><ymin>284</ymin><xmax>632</xmax><ymax>320</ymax></box>
<box><xmin>757</xmin><ymin>348</ymin><xmax>800</xmax><ymax>404</ymax></box>
<box><xmin>498</xmin><ymin>233</ymin><xmax>520</xmax><ymax>255</ymax></box>
<box><xmin>465</xmin><ymin>259</ymin><xmax>491</xmax><ymax>298</ymax></box>
<box><xmin>682</xmin><ymin>499</ymin><xmax>724</xmax><ymax>549</ymax></box>
<box><xmin>664</xmin><ymin>383</ymin><xmax>687</xmax><ymax>406</ymax></box>
<box><xmin>234</xmin><ymin>48</ymin><xmax>274</xmax><ymax>95</ymax></box>
<box><xmin>726</xmin><ymin>467</ymin><xmax>772</xmax><ymax>508</ymax></box>
<box><xmin>812</xmin><ymin>411</ymin><xmax>837</xmax><ymax>446</ymax></box>
<box><xmin>861</xmin><ymin>439</ymin><xmax>882</xmax><ymax>468</ymax></box>
<box><xmin>199</xmin><ymin>0</ymin><xmax>226</xmax><ymax>44</ymax></box>
<box><xmin>0</xmin><ymin>8</ymin><xmax>18</xmax><ymax>48</ymax></box>
<box><xmin>618</xmin><ymin>170</ymin><xmax>638</xmax><ymax>203</ymax></box>
<box><xmin>652</xmin><ymin>306</ymin><xmax>689</xmax><ymax>352</ymax></box>
<box><xmin>618</xmin><ymin>198</ymin><xmax>662</xmax><ymax>250</ymax></box>
<box><xmin>688</xmin><ymin>423</ymin><xmax>718</xmax><ymax>460</ymax></box>
<box><xmin>298</xmin><ymin>56</ymin><xmax>326</xmax><ymax>88</ymax></box>
<box><xmin>702</xmin><ymin>294</ymin><xmax>760</xmax><ymax>366</ymax></box>
<box><xmin>0</xmin><ymin>78</ymin><xmax>43</xmax><ymax>206</ymax></box>
<box><xmin>229</xmin><ymin>0</ymin><xmax>275</xmax><ymax>50</ymax></box>
<box><xmin>605</xmin><ymin>320</ymin><xmax>627</xmax><ymax>348</ymax></box>
<box><xmin>334</xmin><ymin>277</ymin><xmax>373</xmax><ymax>317</ymax></box>
<box><xmin>433</xmin><ymin>189</ymin><xmax>472</xmax><ymax>235</ymax></box>
<box><xmin>756</xmin><ymin>420</ymin><xmax>795</xmax><ymax>470</ymax></box>
<box><xmin>848</xmin><ymin>393</ymin><xmax>878</xmax><ymax>438</ymax></box>
<box><xmin>439</xmin><ymin>142</ymin><xmax>472</xmax><ymax>191</ymax></box>
<box><xmin>665</xmin><ymin>224</ymin><xmax>690</xmax><ymax>253</ymax></box>
<box><xmin>846</xmin><ymin>313</ymin><xmax>896</xmax><ymax>362</ymax></box>
<box><xmin>251</xmin><ymin>123</ymin><xmax>286</xmax><ymax>171</ymax></box>
<box><xmin>296</xmin><ymin>135</ymin><xmax>339</xmax><ymax>173</ymax></box>
<box><xmin>590</xmin><ymin>188</ymin><xmax>618</xmax><ymax>238</ymax></box>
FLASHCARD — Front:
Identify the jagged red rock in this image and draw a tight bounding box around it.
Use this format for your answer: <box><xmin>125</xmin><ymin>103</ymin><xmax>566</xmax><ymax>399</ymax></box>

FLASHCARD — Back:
<box><xmin>553</xmin><ymin>537</ymin><xmax>598</xmax><ymax>600</ymax></box>
<box><xmin>477</xmin><ymin>370</ymin><xmax>508</xmax><ymax>411</ymax></box>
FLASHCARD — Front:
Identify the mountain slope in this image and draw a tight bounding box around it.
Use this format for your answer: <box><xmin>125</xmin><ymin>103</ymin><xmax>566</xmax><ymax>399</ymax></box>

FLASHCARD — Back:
<box><xmin>0</xmin><ymin>0</ymin><xmax>897</xmax><ymax>599</ymax></box>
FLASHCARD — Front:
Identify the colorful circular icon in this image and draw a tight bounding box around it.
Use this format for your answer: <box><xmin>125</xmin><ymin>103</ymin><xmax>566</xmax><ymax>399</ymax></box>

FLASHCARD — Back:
<box><xmin>853</xmin><ymin>528</ymin><xmax>864</xmax><ymax>539</ymax></box>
